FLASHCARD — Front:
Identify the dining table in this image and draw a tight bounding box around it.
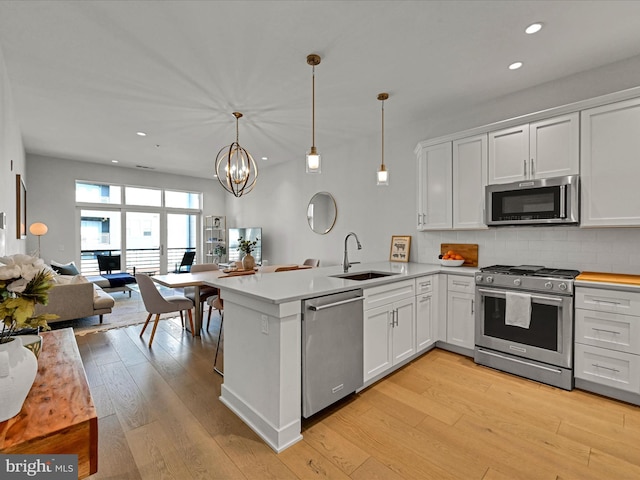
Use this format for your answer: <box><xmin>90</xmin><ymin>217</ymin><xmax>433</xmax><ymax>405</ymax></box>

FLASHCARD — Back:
<box><xmin>151</xmin><ymin>270</ymin><xmax>237</xmax><ymax>335</ymax></box>
<box><xmin>151</xmin><ymin>265</ymin><xmax>312</xmax><ymax>335</ymax></box>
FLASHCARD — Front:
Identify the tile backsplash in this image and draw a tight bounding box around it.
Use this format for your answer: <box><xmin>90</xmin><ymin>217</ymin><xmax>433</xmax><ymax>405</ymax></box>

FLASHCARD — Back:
<box><xmin>417</xmin><ymin>227</ymin><xmax>640</xmax><ymax>274</ymax></box>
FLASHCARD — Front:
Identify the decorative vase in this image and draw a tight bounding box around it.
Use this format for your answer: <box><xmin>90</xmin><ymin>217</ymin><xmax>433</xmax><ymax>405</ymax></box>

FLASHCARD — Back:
<box><xmin>0</xmin><ymin>336</ymin><xmax>38</xmax><ymax>422</ymax></box>
<box><xmin>242</xmin><ymin>253</ymin><xmax>255</xmax><ymax>270</ymax></box>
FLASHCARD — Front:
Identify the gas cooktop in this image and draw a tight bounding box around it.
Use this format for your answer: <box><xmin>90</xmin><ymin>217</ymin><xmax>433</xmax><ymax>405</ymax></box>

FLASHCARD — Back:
<box><xmin>480</xmin><ymin>265</ymin><xmax>581</xmax><ymax>280</ymax></box>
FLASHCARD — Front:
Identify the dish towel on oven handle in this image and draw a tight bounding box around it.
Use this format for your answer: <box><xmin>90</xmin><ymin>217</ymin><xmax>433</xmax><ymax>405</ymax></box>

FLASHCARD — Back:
<box><xmin>505</xmin><ymin>291</ymin><xmax>532</xmax><ymax>329</ymax></box>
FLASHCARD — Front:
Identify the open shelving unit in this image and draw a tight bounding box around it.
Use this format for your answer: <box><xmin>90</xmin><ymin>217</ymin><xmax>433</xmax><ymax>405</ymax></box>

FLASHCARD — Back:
<box><xmin>204</xmin><ymin>215</ymin><xmax>226</xmax><ymax>264</ymax></box>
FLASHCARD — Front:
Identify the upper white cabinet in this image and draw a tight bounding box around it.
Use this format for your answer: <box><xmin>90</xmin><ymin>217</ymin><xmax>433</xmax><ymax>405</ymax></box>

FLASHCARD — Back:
<box><xmin>488</xmin><ymin>113</ymin><xmax>579</xmax><ymax>184</ymax></box>
<box><xmin>417</xmin><ymin>142</ymin><xmax>452</xmax><ymax>230</ymax></box>
<box><xmin>452</xmin><ymin>134</ymin><xmax>488</xmax><ymax>229</ymax></box>
<box><xmin>417</xmin><ymin>135</ymin><xmax>487</xmax><ymax>231</ymax></box>
<box><xmin>580</xmin><ymin>97</ymin><xmax>640</xmax><ymax>227</ymax></box>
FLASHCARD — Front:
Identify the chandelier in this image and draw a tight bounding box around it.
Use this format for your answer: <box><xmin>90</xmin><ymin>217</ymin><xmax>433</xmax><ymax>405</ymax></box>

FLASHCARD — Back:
<box><xmin>215</xmin><ymin>112</ymin><xmax>258</xmax><ymax>197</ymax></box>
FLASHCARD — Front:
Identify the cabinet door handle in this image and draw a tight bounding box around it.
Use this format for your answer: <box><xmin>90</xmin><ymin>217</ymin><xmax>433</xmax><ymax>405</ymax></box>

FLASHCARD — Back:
<box><xmin>592</xmin><ymin>364</ymin><xmax>620</xmax><ymax>373</ymax></box>
<box><xmin>390</xmin><ymin>309</ymin><xmax>395</xmax><ymax>327</ymax></box>
<box><xmin>592</xmin><ymin>328</ymin><xmax>620</xmax><ymax>335</ymax></box>
<box><xmin>419</xmin><ymin>281</ymin><xmax>431</xmax><ymax>288</ymax></box>
<box><xmin>452</xmin><ymin>281</ymin><xmax>470</xmax><ymax>287</ymax></box>
<box><xmin>471</xmin><ymin>299</ymin><xmax>474</xmax><ymax>315</ymax></box>
<box><xmin>394</xmin><ymin>309</ymin><xmax>399</xmax><ymax>327</ymax></box>
<box><xmin>523</xmin><ymin>159</ymin><xmax>527</xmax><ymax>177</ymax></box>
<box><xmin>591</xmin><ymin>298</ymin><xmax>621</xmax><ymax>306</ymax></box>
<box><xmin>417</xmin><ymin>213</ymin><xmax>422</xmax><ymax>226</ymax></box>
<box><xmin>530</xmin><ymin>158</ymin><xmax>534</xmax><ymax>177</ymax></box>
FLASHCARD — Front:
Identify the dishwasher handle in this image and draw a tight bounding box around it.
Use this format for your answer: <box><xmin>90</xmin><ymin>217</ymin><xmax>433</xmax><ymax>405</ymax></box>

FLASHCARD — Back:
<box><xmin>308</xmin><ymin>296</ymin><xmax>364</xmax><ymax>311</ymax></box>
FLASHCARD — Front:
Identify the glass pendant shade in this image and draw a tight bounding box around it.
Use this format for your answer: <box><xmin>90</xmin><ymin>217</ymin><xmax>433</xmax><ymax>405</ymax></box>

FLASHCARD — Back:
<box><xmin>377</xmin><ymin>166</ymin><xmax>389</xmax><ymax>185</ymax></box>
<box><xmin>306</xmin><ymin>147</ymin><xmax>321</xmax><ymax>173</ymax></box>
<box><xmin>215</xmin><ymin>112</ymin><xmax>257</xmax><ymax>197</ymax></box>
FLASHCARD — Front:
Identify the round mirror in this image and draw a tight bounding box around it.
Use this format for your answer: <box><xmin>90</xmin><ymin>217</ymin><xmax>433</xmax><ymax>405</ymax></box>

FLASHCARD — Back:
<box><xmin>307</xmin><ymin>192</ymin><xmax>337</xmax><ymax>234</ymax></box>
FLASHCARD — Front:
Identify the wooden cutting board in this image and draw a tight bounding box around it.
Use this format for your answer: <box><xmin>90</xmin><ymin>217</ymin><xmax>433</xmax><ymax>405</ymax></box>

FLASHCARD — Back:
<box><xmin>440</xmin><ymin>243</ymin><xmax>479</xmax><ymax>267</ymax></box>
<box><xmin>576</xmin><ymin>271</ymin><xmax>640</xmax><ymax>286</ymax></box>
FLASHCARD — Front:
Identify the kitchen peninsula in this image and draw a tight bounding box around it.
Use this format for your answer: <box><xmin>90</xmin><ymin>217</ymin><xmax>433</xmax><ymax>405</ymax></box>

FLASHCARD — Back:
<box><xmin>205</xmin><ymin>261</ymin><xmax>476</xmax><ymax>452</ymax></box>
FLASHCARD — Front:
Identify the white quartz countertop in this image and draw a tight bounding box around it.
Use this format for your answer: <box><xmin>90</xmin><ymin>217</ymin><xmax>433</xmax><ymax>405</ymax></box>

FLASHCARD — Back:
<box><xmin>206</xmin><ymin>261</ymin><xmax>478</xmax><ymax>304</ymax></box>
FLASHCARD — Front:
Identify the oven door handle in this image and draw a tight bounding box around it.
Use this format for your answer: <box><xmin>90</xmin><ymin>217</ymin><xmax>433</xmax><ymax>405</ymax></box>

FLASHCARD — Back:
<box><xmin>477</xmin><ymin>288</ymin><xmax>564</xmax><ymax>304</ymax></box>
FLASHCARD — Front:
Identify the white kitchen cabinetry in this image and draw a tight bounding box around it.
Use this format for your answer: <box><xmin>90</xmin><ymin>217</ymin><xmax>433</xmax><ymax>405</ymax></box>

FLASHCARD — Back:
<box><xmin>204</xmin><ymin>215</ymin><xmax>226</xmax><ymax>264</ymax></box>
<box><xmin>415</xmin><ymin>275</ymin><xmax>438</xmax><ymax>352</ymax></box>
<box><xmin>580</xmin><ymin>97</ymin><xmax>640</xmax><ymax>227</ymax></box>
<box><xmin>575</xmin><ymin>286</ymin><xmax>640</xmax><ymax>404</ymax></box>
<box><xmin>488</xmin><ymin>113</ymin><xmax>579</xmax><ymax>185</ymax></box>
<box><xmin>416</xmin><ymin>142</ymin><xmax>452</xmax><ymax>230</ymax></box>
<box><xmin>446</xmin><ymin>274</ymin><xmax>476</xmax><ymax>351</ymax></box>
<box><xmin>363</xmin><ymin>280</ymin><xmax>416</xmax><ymax>382</ymax></box>
<box><xmin>416</xmin><ymin>135</ymin><xmax>487</xmax><ymax>231</ymax></box>
<box><xmin>452</xmin><ymin>134</ymin><xmax>488</xmax><ymax>229</ymax></box>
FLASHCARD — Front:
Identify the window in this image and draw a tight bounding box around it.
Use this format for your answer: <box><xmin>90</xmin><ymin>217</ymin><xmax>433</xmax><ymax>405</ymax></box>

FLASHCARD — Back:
<box><xmin>125</xmin><ymin>186</ymin><xmax>161</xmax><ymax>207</ymax></box>
<box><xmin>166</xmin><ymin>190</ymin><xmax>201</xmax><ymax>209</ymax></box>
<box><xmin>76</xmin><ymin>182</ymin><xmax>121</xmax><ymax>204</ymax></box>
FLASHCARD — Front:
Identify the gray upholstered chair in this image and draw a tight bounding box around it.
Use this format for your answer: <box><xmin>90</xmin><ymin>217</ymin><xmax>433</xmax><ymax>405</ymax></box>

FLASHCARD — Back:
<box><xmin>136</xmin><ymin>273</ymin><xmax>194</xmax><ymax>347</ymax></box>
<box><xmin>303</xmin><ymin>258</ymin><xmax>320</xmax><ymax>267</ymax></box>
<box><xmin>184</xmin><ymin>263</ymin><xmax>219</xmax><ymax>319</ymax></box>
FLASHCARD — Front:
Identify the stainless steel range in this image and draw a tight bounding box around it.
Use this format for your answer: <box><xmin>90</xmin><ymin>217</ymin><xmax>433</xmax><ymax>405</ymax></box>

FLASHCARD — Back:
<box><xmin>474</xmin><ymin>265</ymin><xmax>580</xmax><ymax>390</ymax></box>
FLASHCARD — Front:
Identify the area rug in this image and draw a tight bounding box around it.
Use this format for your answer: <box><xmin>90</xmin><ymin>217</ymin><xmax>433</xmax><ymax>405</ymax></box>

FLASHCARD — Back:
<box><xmin>49</xmin><ymin>289</ymin><xmax>183</xmax><ymax>336</ymax></box>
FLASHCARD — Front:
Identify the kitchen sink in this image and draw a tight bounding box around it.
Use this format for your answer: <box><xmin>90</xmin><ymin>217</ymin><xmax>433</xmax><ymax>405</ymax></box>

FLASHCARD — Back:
<box><xmin>332</xmin><ymin>271</ymin><xmax>399</xmax><ymax>281</ymax></box>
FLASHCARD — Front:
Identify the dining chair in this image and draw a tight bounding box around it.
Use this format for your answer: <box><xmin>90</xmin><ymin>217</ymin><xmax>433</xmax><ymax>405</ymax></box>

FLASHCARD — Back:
<box><xmin>303</xmin><ymin>258</ymin><xmax>320</xmax><ymax>267</ymax></box>
<box><xmin>136</xmin><ymin>273</ymin><xmax>194</xmax><ymax>347</ymax></box>
<box><xmin>184</xmin><ymin>263</ymin><xmax>219</xmax><ymax>320</ymax></box>
<box><xmin>174</xmin><ymin>251</ymin><xmax>196</xmax><ymax>273</ymax></box>
<box><xmin>206</xmin><ymin>295</ymin><xmax>225</xmax><ymax>376</ymax></box>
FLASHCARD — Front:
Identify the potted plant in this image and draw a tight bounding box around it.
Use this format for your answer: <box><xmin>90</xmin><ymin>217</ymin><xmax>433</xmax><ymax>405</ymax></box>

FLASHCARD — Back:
<box><xmin>237</xmin><ymin>236</ymin><xmax>259</xmax><ymax>270</ymax></box>
<box><xmin>0</xmin><ymin>254</ymin><xmax>58</xmax><ymax>421</ymax></box>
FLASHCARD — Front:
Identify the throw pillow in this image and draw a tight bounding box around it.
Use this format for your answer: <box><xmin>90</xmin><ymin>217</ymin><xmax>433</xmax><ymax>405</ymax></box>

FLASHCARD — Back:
<box><xmin>51</xmin><ymin>260</ymin><xmax>80</xmax><ymax>276</ymax></box>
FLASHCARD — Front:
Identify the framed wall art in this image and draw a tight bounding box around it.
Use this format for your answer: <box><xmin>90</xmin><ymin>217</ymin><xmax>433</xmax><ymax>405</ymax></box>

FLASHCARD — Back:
<box><xmin>16</xmin><ymin>174</ymin><xmax>26</xmax><ymax>239</ymax></box>
<box><xmin>389</xmin><ymin>235</ymin><xmax>411</xmax><ymax>262</ymax></box>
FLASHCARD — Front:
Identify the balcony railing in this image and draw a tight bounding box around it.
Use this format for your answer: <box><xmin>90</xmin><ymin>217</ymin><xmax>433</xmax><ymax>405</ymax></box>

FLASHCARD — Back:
<box><xmin>80</xmin><ymin>248</ymin><xmax>195</xmax><ymax>276</ymax></box>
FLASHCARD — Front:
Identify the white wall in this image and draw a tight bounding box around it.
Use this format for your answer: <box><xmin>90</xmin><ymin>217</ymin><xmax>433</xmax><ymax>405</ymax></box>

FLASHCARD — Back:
<box><xmin>25</xmin><ymin>154</ymin><xmax>226</xmax><ymax>265</ymax></box>
<box><xmin>20</xmin><ymin>54</ymin><xmax>640</xmax><ymax>274</ymax></box>
<box><xmin>0</xmin><ymin>43</ymin><xmax>27</xmax><ymax>257</ymax></box>
<box><xmin>229</xmin><ymin>54</ymin><xmax>640</xmax><ymax>273</ymax></box>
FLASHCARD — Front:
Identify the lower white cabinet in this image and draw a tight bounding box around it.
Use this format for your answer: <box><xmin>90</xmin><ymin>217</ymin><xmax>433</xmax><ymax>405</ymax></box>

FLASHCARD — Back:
<box><xmin>575</xmin><ymin>286</ymin><xmax>640</xmax><ymax>403</ymax></box>
<box><xmin>364</xmin><ymin>281</ymin><xmax>416</xmax><ymax>382</ymax></box>
<box><xmin>445</xmin><ymin>275</ymin><xmax>475</xmax><ymax>350</ymax></box>
<box><xmin>575</xmin><ymin>343</ymin><xmax>640</xmax><ymax>394</ymax></box>
<box><xmin>416</xmin><ymin>275</ymin><xmax>438</xmax><ymax>352</ymax></box>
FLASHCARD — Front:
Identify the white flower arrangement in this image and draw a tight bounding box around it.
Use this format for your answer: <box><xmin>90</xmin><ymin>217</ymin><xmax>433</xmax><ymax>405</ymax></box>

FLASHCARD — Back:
<box><xmin>0</xmin><ymin>254</ymin><xmax>58</xmax><ymax>343</ymax></box>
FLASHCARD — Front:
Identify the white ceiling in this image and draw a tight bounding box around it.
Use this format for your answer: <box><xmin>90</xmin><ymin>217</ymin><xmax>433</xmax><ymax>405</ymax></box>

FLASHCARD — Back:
<box><xmin>2</xmin><ymin>1</ymin><xmax>640</xmax><ymax>177</ymax></box>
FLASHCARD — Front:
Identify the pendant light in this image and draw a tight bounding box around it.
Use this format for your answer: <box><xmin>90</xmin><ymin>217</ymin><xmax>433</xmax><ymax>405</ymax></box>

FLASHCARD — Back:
<box><xmin>377</xmin><ymin>93</ymin><xmax>389</xmax><ymax>185</ymax></box>
<box><xmin>215</xmin><ymin>112</ymin><xmax>258</xmax><ymax>197</ymax></box>
<box><xmin>306</xmin><ymin>54</ymin><xmax>321</xmax><ymax>173</ymax></box>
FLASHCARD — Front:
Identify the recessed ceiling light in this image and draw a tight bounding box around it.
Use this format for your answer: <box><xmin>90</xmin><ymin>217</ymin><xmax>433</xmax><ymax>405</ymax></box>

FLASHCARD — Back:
<box><xmin>509</xmin><ymin>61</ymin><xmax>523</xmax><ymax>70</ymax></box>
<box><xmin>136</xmin><ymin>131</ymin><xmax>147</xmax><ymax>137</ymax></box>
<box><xmin>111</xmin><ymin>159</ymin><xmax>119</xmax><ymax>163</ymax></box>
<box><xmin>261</xmin><ymin>156</ymin><xmax>268</xmax><ymax>161</ymax></box>
<box><xmin>525</xmin><ymin>22</ymin><xmax>543</xmax><ymax>34</ymax></box>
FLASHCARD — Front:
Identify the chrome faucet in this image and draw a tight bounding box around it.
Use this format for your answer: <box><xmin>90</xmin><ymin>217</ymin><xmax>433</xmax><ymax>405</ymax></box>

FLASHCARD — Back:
<box><xmin>343</xmin><ymin>232</ymin><xmax>362</xmax><ymax>272</ymax></box>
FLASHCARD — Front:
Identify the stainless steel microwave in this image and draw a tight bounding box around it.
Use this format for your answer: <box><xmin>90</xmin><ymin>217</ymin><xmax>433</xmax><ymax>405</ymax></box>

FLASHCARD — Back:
<box><xmin>486</xmin><ymin>175</ymin><xmax>579</xmax><ymax>226</ymax></box>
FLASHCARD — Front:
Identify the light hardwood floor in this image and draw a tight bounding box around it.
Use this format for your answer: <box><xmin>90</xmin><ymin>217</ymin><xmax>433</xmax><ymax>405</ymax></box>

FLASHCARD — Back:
<box><xmin>78</xmin><ymin>316</ymin><xmax>640</xmax><ymax>479</ymax></box>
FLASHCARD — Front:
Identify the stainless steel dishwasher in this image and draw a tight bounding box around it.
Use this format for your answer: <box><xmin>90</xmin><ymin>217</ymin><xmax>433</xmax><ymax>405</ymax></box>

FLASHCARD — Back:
<box><xmin>302</xmin><ymin>289</ymin><xmax>364</xmax><ymax>418</ymax></box>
